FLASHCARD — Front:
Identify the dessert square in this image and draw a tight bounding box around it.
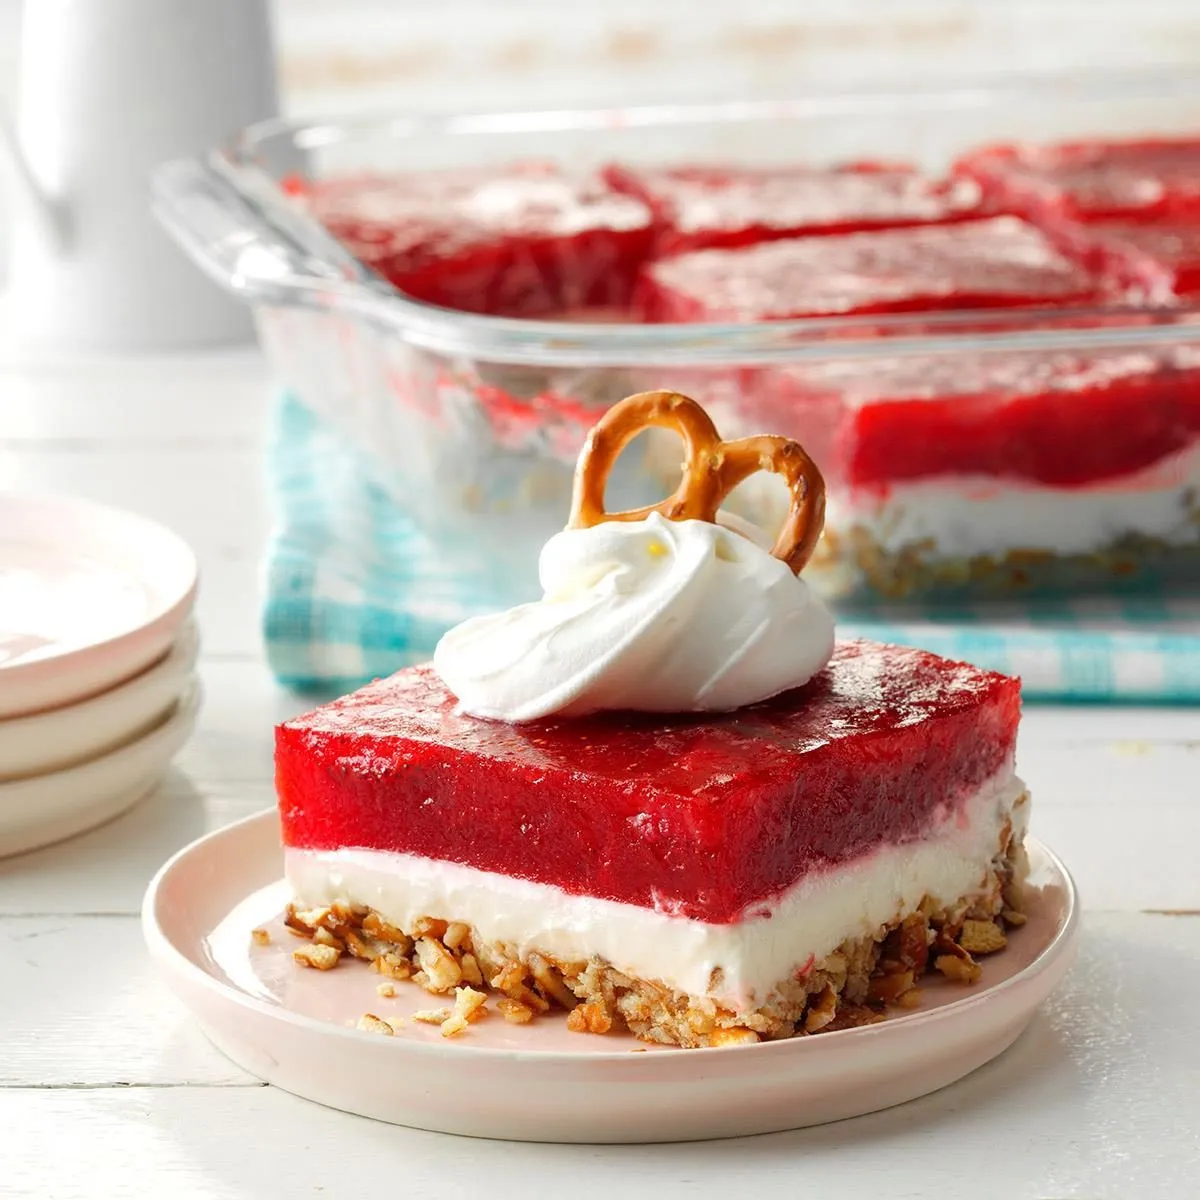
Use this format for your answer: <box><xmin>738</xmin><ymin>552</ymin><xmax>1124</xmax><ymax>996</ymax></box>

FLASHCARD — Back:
<box><xmin>277</xmin><ymin>641</ymin><xmax>1029</xmax><ymax>1046</ymax></box>
<box><xmin>772</xmin><ymin>347</ymin><xmax>1200</xmax><ymax>598</ymax></box>
<box><xmin>290</xmin><ymin>164</ymin><xmax>656</xmax><ymax>317</ymax></box>
<box><xmin>637</xmin><ymin>216</ymin><xmax>1100</xmax><ymax>322</ymax></box>
<box><xmin>604</xmin><ymin>162</ymin><xmax>986</xmax><ymax>255</ymax></box>
<box><xmin>1078</xmin><ymin>219</ymin><xmax>1200</xmax><ymax>300</ymax></box>
<box><xmin>955</xmin><ymin>138</ymin><xmax>1200</xmax><ymax>223</ymax></box>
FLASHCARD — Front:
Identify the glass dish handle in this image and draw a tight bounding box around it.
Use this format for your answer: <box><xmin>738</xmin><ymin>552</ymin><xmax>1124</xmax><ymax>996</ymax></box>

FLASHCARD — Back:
<box><xmin>151</xmin><ymin>155</ymin><xmax>374</xmax><ymax>310</ymax></box>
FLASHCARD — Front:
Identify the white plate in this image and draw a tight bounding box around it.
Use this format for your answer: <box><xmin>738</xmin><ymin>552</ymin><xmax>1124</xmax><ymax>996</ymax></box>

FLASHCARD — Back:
<box><xmin>144</xmin><ymin>813</ymin><xmax>1079</xmax><ymax>1143</ymax></box>
<box><xmin>0</xmin><ymin>621</ymin><xmax>199</xmax><ymax>780</ymax></box>
<box><xmin>0</xmin><ymin>682</ymin><xmax>201</xmax><ymax>857</ymax></box>
<box><xmin>0</xmin><ymin>492</ymin><xmax>198</xmax><ymax>718</ymax></box>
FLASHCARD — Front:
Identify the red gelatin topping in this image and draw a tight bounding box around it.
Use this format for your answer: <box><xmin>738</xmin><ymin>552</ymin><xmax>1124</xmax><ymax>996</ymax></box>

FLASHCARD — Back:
<box><xmin>637</xmin><ymin>217</ymin><xmax>1099</xmax><ymax>322</ymax></box>
<box><xmin>295</xmin><ymin>165</ymin><xmax>655</xmax><ymax>317</ymax></box>
<box><xmin>277</xmin><ymin>641</ymin><xmax>1020</xmax><ymax>923</ymax></box>
<box><xmin>773</xmin><ymin>347</ymin><xmax>1200</xmax><ymax>489</ymax></box>
<box><xmin>1082</xmin><ymin>220</ymin><xmax>1200</xmax><ymax>299</ymax></box>
<box><xmin>604</xmin><ymin>162</ymin><xmax>987</xmax><ymax>255</ymax></box>
<box><xmin>956</xmin><ymin>139</ymin><xmax>1200</xmax><ymax>223</ymax></box>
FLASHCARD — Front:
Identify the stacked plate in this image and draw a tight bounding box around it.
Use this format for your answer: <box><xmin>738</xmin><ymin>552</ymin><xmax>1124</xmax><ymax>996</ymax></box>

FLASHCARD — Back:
<box><xmin>0</xmin><ymin>493</ymin><xmax>201</xmax><ymax>857</ymax></box>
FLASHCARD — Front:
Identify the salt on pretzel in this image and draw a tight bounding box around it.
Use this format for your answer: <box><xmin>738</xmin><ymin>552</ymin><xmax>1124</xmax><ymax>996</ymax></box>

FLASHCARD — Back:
<box><xmin>567</xmin><ymin>390</ymin><xmax>826</xmax><ymax>575</ymax></box>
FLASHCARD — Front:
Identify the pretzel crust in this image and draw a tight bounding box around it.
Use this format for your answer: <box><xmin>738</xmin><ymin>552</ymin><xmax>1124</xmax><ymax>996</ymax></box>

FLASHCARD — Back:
<box><xmin>567</xmin><ymin>390</ymin><xmax>826</xmax><ymax>575</ymax></box>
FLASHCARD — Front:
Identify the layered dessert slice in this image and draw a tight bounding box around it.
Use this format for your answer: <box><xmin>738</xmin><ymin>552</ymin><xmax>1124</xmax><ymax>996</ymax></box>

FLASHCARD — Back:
<box><xmin>636</xmin><ymin>216</ymin><xmax>1101</xmax><ymax>322</ymax></box>
<box><xmin>276</xmin><ymin>387</ymin><xmax>1031</xmax><ymax>1047</ymax></box>
<box><xmin>1070</xmin><ymin>219</ymin><xmax>1200</xmax><ymax>302</ymax></box>
<box><xmin>604</xmin><ymin>162</ymin><xmax>987</xmax><ymax>255</ymax></box>
<box><xmin>287</xmin><ymin>164</ymin><xmax>655</xmax><ymax>317</ymax></box>
<box><xmin>277</xmin><ymin>642</ymin><xmax>1028</xmax><ymax>1046</ymax></box>
<box><xmin>955</xmin><ymin>138</ymin><xmax>1200</xmax><ymax>224</ymax></box>
<box><xmin>773</xmin><ymin>347</ymin><xmax>1200</xmax><ymax>598</ymax></box>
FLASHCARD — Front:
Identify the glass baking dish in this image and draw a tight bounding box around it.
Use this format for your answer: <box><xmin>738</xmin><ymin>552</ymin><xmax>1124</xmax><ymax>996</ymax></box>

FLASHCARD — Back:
<box><xmin>154</xmin><ymin>70</ymin><xmax>1200</xmax><ymax>609</ymax></box>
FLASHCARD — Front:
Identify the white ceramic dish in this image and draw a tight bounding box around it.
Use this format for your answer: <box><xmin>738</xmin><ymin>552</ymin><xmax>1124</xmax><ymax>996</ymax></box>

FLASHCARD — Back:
<box><xmin>144</xmin><ymin>811</ymin><xmax>1079</xmax><ymax>1143</ymax></box>
<box><xmin>0</xmin><ymin>492</ymin><xmax>198</xmax><ymax>718</ymax></box>
<box><xmin>0</xmin><ymin>681</ymin><xmax>201</xmax><ymax>858</ymax></box>
<box><xmin>0</xmin><ymin>620</ymin><xmax>199</xmax><ymax>780</ymax></box>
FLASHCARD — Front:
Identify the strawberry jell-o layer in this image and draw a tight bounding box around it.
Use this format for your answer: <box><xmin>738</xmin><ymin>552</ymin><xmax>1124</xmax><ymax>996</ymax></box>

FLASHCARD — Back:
<box><xmin>776</xmin><ymin>346</ymin><xmax>1200</xmax><ymax>489</ymax></box>
<box><xmin>604</xmin><ymin>162</ymin><xmax>987</xmax><ymax>255</ymax></box>
<box><xmin>276</xmin><ymin>640</ymin><xmax>1019</xmax><ymax>924</ymax></box>
<box><xmin>955</xmin><ymin>139</ymin><xmax>1200</xmax><ymax>223</ymax></box>
<box><xmin>292</xmin><ymin>165</ymin><xmax>655</xmax><ymax>317</ymax></box>
<box><xmin>637</xmin><ymin>216</ymin><xmax>1100</xmax><ymax>322</ymax></box>
<box><xmin>1081</xmin><ymin>220</ymin><xmax>1200</xmax><ymax>299</ymax></box>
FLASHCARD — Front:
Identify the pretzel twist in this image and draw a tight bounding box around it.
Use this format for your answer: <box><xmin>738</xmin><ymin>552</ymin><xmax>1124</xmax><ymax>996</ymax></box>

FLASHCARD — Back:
<box><xmin>567</xmin><ymin>390</ymin><xmax>826</xmax><ymax>575</ymax></box>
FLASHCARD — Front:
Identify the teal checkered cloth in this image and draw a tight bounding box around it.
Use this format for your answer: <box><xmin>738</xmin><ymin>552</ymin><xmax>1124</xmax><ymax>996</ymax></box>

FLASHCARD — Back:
<box><xmin>265</xmin><ymin>393</ymin><xmax>1200</xmax><ymax>702</ymax></box>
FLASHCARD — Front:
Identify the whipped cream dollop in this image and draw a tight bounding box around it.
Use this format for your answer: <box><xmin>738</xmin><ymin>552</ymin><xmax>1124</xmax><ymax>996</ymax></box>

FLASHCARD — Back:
<box><xmin>434</xmin><ymin>512</ymin><xmax>835</xmax><ymax>722</ymax></box>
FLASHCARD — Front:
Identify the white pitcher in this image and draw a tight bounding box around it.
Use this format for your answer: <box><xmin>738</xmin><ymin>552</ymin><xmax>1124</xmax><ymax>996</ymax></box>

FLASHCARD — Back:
<box><xmin>0</xmin><ymin>0</ymin><xmax>278</xmax><ymax>352</ymax></box>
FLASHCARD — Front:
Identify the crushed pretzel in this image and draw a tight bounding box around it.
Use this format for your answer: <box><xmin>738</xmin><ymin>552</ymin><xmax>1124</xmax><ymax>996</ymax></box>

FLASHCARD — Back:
<box><xmin>454</xmin><ymin>986</ymin><xmax>488</xmax><ymax>1020</ymax></box>
<box><xmin>313</xmin><ymin>927</ymin><xmax>343</xmax><ymax>951</ymax></box>
<box><xmin>341</xmin><ymin>929</ymin><xmax>376</xmax><ymax>961</ymax></box>
<box><xmin>566</xmin><ymin>1000</ymin><xmax>612</xmax><ymax>1035</ymax></box>
<box><xmin>292</xmin><ymin>943</ymin><xmax>341</xmax><ymax>971</ymax></box>
<box><xmin>497</xmin><ymin>998</ymin><xmax>535</xmax><ymax>1025</ymax></box>
<box><xmin>363</xmin><ymin>911</ymin><xmax>410</xmax><ymax>946</ymax></box>
<box><xmin>415</xmin><ymin>937</ymin><xmax>463</xmax><ymax>993</ymax></box>
<box><xmin>528</xmin><ymin>952</ymin><xmax>578</xmax><ymax>1010</ymax></box>
<box><xmin>868</xmin><ymin>969</ymin><xmax>916</xmax><ymax>1005</ymax></box>
<box><xmin>374</xmin><ymin>952</ymin><xmax>413</xmax><ymax>982</ymax></box>
<box><xmin>934</xmin><ymin>953</ymin><xmax>982</xmax><ymax>984</ymax></box>
<box><xmin>250</xmin><ymin>928</ymin><xmax>271</xmax><ymax>947</ymax></box>
<box><xmin>491</xmin><ymin>961</ymin><xmax>550</xmax><ymax>1013</ymax></box>
<box><xmin>958</xmin><ymin>919</ymin><xmax>1008</xmax><ymax>956</ymax></box>
<box><xmin>283</xmin><ymin>906</ymin><xmax>311</xmax><ymax>938</ymax></box>
<box><xmin>356</xmin><ymin>1013</ymin><xmax>394</xmax><ymax>1037</ymax></box>
<box><xmin>376</xmin><ymin>982</ymin><xmax>396</xmax><ymax>999</ymax></box>
<box><xmin>894</xmin><ymin>913</ymin><xmax>931</xmax><ymax>974</ymax></box>
<box><xmin>443</xmin><ymin>922</ymin><xmax>471</xmax><ymax>952</ymax></box>
<box><xmin>490</xmin><ymin>961</ymin><xmax>525</xmax><ymax>996</ymax></box>
<box><xmin>439</xmin><ymin>986</ymin><xmax>489</xmax><ymax>1038</ymax></box>
<box><xmin>412</xmin><ymin>916</ymin><xmax>449</xmax><ymax>941</ymax></box>
<box><xmin>803</xmin><ymin>984</ymin><xmax>838</xmax><ymax>1033</ymax></box>
<box><xmin>709</xmin><ymin>1027</ymin><xmax>760</xmax><ymax>1047</ymax></box>
<box><xmin>413</xmin><ymin>1008</ymin><xmax>453</xmax><ymax>1024</ymax></box>
<box><xmin>825</xmin><ymin>1005</ymin><xmax>888</xmax><ymax>1032</ymax></box>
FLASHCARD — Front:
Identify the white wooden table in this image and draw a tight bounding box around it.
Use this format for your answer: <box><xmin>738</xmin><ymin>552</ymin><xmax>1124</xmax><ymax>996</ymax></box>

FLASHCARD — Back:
<box><xmin>2</xmin><ymin>342</ymin><xmax>1200</xmax><ymax>1199</ymax></box>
